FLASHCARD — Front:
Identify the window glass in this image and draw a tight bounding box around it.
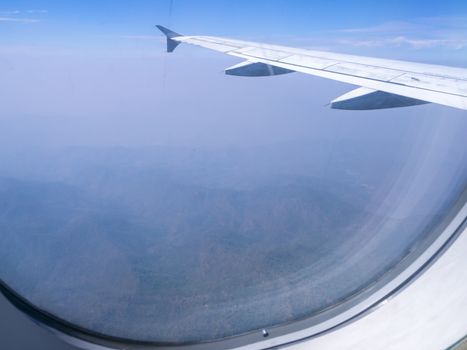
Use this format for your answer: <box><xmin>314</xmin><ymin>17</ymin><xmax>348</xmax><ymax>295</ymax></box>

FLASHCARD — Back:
<box><xmin>0</xmin><ymin>0</ymin><xmax>466</xmax><ymax>345</ymax></box>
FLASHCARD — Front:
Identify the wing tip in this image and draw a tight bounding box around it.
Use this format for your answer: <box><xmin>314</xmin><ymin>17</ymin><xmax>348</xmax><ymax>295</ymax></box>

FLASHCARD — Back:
<box><xmin>156</xmin><ymin>25</ymin><xmax>182</xmax><ymax>39</ymax></box>
<box><xmin>155</xmin><ymin>25</ymin><xmax>182</xmax><ymax>53</ymax></box>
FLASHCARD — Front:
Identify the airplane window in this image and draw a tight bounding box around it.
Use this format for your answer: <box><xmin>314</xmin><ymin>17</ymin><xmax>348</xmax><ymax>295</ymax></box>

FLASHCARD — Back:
<box><xmin>0</xmin><ymin>1</ymin><xmax>466</xmax><ymax>349</ymax></box>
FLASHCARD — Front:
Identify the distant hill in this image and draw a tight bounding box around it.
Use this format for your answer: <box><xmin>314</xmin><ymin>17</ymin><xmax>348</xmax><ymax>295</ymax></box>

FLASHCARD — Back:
<box><xmin>0</xmin><ymin>144</ymin><xmax>453</xmax><ymax>342</ymax></box>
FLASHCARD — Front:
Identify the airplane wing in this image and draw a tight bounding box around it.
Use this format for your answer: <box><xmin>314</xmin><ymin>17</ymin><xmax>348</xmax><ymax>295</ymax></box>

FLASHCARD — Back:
<box><xmin>156</xmin><ymin>25</ymin><xmax>467</xmax><ymax>111</ymax></box>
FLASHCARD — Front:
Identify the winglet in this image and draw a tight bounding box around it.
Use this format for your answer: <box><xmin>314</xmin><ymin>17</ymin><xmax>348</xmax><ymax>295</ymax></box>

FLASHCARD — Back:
<box><xmin>156</xmin><ymin>25</ymin><xmax>182</xmax><ymax>53</ymax></box>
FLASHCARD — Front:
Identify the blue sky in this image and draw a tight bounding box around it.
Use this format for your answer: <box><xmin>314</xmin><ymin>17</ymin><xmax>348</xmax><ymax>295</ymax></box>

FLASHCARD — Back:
<box><xmin>0</xmin><ymin>1</ymin><xmax>466</xmax><ymax>149</ymax></box>
<box><xmin>1</xmin><ymin>0</ymin><xmax>467</xmax><ymax>58</ymax></box>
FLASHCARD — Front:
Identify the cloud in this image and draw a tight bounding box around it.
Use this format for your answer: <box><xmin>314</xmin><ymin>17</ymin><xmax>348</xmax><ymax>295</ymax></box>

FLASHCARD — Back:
<box><xmin>0</xmin><ymin>9</ymin><xmax>48</xmax><ymax>17</ymax></box>
<box><xmin>333</xmin><ymin>16</ymin><xmax>467</xmax><ymax>51</ymax></box>
<box><xmin>121</xmin><ymin>35</ymin><xmax>163</xmax><ymax>41</ymax></box>
<box><xmin>0</xmin><ymin>10</ymin><xmax>20</xmax><ymax>15</ymax></box>
<box><xmin>338</xmin><ymin>36</ymin><xmax>467</xmax><ymax>50</ymax></box>
<box><xmin>338</xmin><ymin>21</ymin><xmax>416</xmax><ymax>34</ymax></box>
<box><xmin>337</xmin><ymin>16</ymin><xmax>467</xmax><ymax>35</ymax></box>
<box><xmin>27</xmin><ymin>9</ymin><xmax>48</xmax><ymax>14</ymax></box>
<box><xmin>0</xmin><ymin>17</ymin><xmax>40</xmax><ymax>23</ymax></box>
<box><xmin>389</xmin><ymin>36</ymin><xmax>467</xmax><ymax>49</ymax></box>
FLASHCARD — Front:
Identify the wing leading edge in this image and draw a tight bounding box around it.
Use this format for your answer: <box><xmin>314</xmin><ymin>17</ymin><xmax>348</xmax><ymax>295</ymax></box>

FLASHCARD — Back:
<box><xmin>156</xmin><ymin>25</ymin><xmax>467</xmax><ymax>111</ymax></box>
